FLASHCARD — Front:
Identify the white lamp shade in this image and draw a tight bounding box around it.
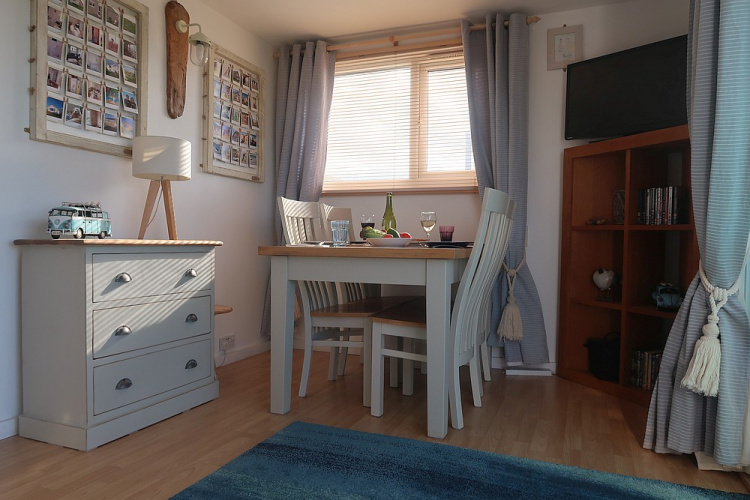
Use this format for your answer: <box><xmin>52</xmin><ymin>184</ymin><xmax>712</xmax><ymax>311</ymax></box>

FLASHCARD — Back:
<box><xmin>132</xmin><ymin>136</ymin><xmax>192</xmax><ymax>181</ymax></box>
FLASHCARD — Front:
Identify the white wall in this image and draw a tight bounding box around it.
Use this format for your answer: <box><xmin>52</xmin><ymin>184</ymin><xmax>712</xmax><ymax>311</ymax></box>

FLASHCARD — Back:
<box><xmin>0</xmin><ymin>0</ymin><xmax>276</xmax><ymax>438</ymax></box>
<box><xmin>324</xmin><ymin>0</ymin><xmax>689</xmax><ymax>371</ymax></box>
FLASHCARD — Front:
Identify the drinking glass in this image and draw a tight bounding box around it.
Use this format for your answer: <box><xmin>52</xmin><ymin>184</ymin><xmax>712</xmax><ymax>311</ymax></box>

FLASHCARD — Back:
<box><xmin>331</xmin><ymin>220</ymin><xmax>350</xmax><ymax>247</ymax></box>
<box><xmin>360</xmin><ymin>214</ymin><xmax>375</xmax><ymax>239</ymax></box>
<box><xmin>439</xmin><ymin>225</ymin><xmax>454</xmax><ymax>242</ymax></box>
<box><xmin>420</xmin><ymin>212</ymin><xmax>436</xmax><ymax>241</ymax></box>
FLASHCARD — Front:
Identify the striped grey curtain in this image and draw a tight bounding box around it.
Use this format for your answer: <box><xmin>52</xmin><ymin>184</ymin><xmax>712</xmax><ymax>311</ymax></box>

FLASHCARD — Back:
<box><xmin>461</xmin><ymin>14</ymin><xmax>549</xmax><ymax>365</ymax></box>
<box><xmin>260</xmin><ymin>41</ymin><xmax>335</xmax><ymax>339</ymax></box>
<box><xmin>644</xmin><ymin>0</ymin><xmax>750</xmax><ymax>466</ymax></box>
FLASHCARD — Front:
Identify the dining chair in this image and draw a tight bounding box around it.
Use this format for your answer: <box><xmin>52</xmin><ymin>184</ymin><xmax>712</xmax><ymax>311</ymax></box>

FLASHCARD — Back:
<box><xmin>370</xmin><ymin>187</ymin><xmax>515</xmax><ymax>431</ymax></box>
<box><xmin>277</xmin><ymin>197</ymin><xmax>412</xmax><ymax>405</ymax></box>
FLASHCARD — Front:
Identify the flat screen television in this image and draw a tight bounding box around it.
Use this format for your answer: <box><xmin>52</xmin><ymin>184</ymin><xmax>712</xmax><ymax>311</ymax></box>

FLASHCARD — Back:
<box><xmin>565</xmin><ymin>35</ymin><xmax>688</xmax><ymax>141</ymax></box>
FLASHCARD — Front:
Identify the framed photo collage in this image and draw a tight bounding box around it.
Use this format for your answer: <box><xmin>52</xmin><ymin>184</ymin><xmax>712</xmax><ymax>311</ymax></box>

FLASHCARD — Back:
<box><xmin>203</xmin><ymin>44</ymin><xmax>265</xmax><ymax>182</ymax></box>
<box><xmin>31</xmin><ymin>0</ymin><xmax>148</xmax><ymax>157</ymax></box>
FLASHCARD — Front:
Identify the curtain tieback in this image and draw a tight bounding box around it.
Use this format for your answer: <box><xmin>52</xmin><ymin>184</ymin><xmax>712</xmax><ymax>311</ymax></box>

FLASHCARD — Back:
<box><xmin>680</xmin><ymin>260</ymin><xmax>740</xmax><ymax>397</ymax></box>
<box><xmin>498</xmin><ymin>251</ymin><xmax>527</xmax><ymax>342</ymax></box>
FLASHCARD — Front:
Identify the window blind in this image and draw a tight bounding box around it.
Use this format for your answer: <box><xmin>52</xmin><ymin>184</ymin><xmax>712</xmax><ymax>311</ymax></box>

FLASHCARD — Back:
<box><xmin>324</xmin><ymin>48</ymin><xmax>477</xmax><ymax>193</ymax></box>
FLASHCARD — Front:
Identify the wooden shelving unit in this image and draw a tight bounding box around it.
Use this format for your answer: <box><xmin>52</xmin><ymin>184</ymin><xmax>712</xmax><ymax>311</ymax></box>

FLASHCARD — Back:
<box><xmin>557</xmin><ymin>125</ymin><xmax>698</xmax><ymax>405</ymax></box>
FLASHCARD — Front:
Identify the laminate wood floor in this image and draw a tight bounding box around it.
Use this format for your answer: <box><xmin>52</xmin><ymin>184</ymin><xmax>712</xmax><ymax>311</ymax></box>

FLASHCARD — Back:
<box><xmin>0</xmin><ymin>350</ymin><xmax>746</xmax><ymax>498</ymax></box>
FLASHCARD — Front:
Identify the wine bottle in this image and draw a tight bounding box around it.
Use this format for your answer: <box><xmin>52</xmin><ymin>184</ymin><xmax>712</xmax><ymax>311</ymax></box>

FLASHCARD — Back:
<box><xmin>382</xmin><ymin>192</ymin><xmax>397</xmax><ymax>231</ymax></box>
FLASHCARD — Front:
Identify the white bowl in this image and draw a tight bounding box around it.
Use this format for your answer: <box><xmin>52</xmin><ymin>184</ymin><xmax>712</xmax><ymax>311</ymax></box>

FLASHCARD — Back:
<box><xmin>367</xmin><ymin>237</ymin><xmax>412</xmax><ymax>247</ymax></box>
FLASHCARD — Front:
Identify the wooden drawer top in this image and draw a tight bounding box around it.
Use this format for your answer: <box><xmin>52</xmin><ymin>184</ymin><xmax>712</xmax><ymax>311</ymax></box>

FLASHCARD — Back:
<box><xmin>15</xmin><ymin>239</ymin><xmax>223</xmax><ymax>246</ymax></box>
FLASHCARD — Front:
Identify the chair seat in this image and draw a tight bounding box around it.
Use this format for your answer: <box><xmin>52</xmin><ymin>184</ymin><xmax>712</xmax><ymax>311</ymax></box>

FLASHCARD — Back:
<box><xmin>371</xmin><ymin>297</ymin><xmax>426</xmax><ymax>327</ymax></box>
<box><xmin>312</xmin><ymin>296</ymin><xmax>416</xmax><ymax>318</ymax></box>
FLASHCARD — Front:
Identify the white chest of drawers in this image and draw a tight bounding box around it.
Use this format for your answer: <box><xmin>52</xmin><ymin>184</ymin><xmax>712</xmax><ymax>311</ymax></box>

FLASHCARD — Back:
<box><xmin>14</xmin><ymin>239</ymin><xmax>223</xmax><ymax>451</ymax></box>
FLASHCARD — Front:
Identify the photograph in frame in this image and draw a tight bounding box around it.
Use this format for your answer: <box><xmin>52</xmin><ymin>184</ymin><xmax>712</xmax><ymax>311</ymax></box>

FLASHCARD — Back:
<box><xmin>47</xmin><ymin>35</ymin><xmax>64</xmax><ymax>62</ymax></box>
<box><xmin>86</xmin><ymin>79</ymin><xmax>103</xmax><ymax>105</ymax></box>
<box><xmin>213</xmin><ymin>100</ymin><xmax>221</xmax><ymax>118</ymax></box>
<box><xmin>231</xmin><ymin>146</ymin><xmax>239</xmax><ymax>165</ymax></box>
<box><xmin>221</xmin><ymin>143</ymin><xmax>231</xmax><ymax>163</ymax></box>
<box><xmin>120</xmin><ymin>115</ymin><xmax>135</xmax><ymax>138</ymax></box>
<box><xmin>240</xmin><ymin>148</ymin><xmax>249</xmax><ymax>168</ymax></box>
<box><xmin>122</xmin><ymin>38</ymin><xmax>137</xmax><ymax>62</ymax></box>
<box><xmin>47</xmin><ymin>5</ymin><xmax>64</xmax><ymax>32</ymax></box>
<box><xmin>104</xmin><ymin>84</ymin><xmax>119</xmax><ymax>108</ymax></box>
<box><xmin>212</xmin><ymin>120</ymin><xmax>221</xmax><ymax>139</ymax></box>
<box><xmin>47</xmin><ymin>65</ymin><xmax>64</xmax><ymax>93</ymax></box>
<box><xmin>67</xmin><ymin>13</ymin><xmax>84</xmax><ymax>42</ymax></box>
<box><xmin>122</xmin><ymin>10</ymin><xmax>137</xmax><ymax>37</ymax></box>
<box><xmin>122</xmin><ymin>64</ymin><xmax>137</xmax><ymax>87</ymax></box>
<box><xmin>105</xmin><ymin>32</ymin><xmax>119</xmax><ymax>56</ymax></box>
<box><xmin>220</xmin><ymin>103</ymin><xmax>231</xmax><ymax>121</ymax></box>
<box><xmin>102</xmin><ymin>111</ymin><xmax>118</xmax><ymax>135</ymax></box>
<box><xmin>85</xmin><ymin>107</ymin><xmax>102</xmax><ymax>132</ymax></box>
<box><xmin>248</xmin><ymin>131</ymin><xmax>258</xmax><ymax>149</ymax></box>
<box><xmin>212</xmin><ymin>140</ymin><xmax>222</xmax><ymax>159</ymax></box>
<box><xmin>121</xmin><ymin>89</ymin><xmax>138</xmax><ymax>113</ymax></box>
<box><xmin>105</xmin><ymin>5</ymin><xmax>120</xmax><ymax>30</ymax></box>
<box><xmin>63</xmin><ymin>101</ymin><xmax>83</xmax><ymax>128</ymax></box>
<box><xmin>213</xmin><ymin>60</ymin><xmax>221</xmax><ymax>78</ymax></box>
<box><xmin>86</xmin><ymin>50</ymin><xmax>103</xmax><ymax>76</ymax></box>
<box><xmin>221</xmin><ymin>63</ymin><xmax>231</xmax><ymax>81</ymax></box>
<box><xmin>65</xmin><ymin>44</ymin><xmax>84</xmax><ymax>70</ymax></box>
<box><xmin>87</xmin><ymin>0</ymin><xmax>103</xmax><ymax>22</ymax></box>
<box><xmin>221</xmin><ymin>123</ymin><xmax>231</xmax><ymax>142</ymax></box>
<box><xmin>87</xmin><ymin>24</ymin><xmax>104</xmax><ymax>50</ymax></box>
<box><xmin>104</xmin><ymin>58</ymin><xmax>120</xmax><ymax>81</ymax></box>
<box><xmin>67</xmin><ymin>0</ymin><xmax>85</xmax><ymax>15</ymax></box>
<box><xmin>213</xmin><ymin>79</ymin><xmax>221</xmax><ymax>98</ymax></box>
<box><xmin>46</xmin><ymin>95</ymin><xmax>64</xmax><ymax>121</ymax></box>
<box><xmin>66</xmin><ymin>71</ymin><xmax>84</xmax><ymax>99</ymax></box>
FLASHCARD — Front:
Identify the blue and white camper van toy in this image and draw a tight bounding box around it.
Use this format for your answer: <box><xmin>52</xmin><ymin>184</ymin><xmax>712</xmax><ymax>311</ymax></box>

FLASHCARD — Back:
<box><xmin>48</xmin><ymin>202</ymin><xmax>112</xmax><ymax>239</ymax></box>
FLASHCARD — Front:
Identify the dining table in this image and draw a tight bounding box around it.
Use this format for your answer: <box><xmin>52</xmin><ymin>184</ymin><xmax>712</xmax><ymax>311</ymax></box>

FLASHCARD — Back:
<box><xmin>257</xmin><ymin>243</ymin><xmax>472</xmax><ymax>439</ymax></box>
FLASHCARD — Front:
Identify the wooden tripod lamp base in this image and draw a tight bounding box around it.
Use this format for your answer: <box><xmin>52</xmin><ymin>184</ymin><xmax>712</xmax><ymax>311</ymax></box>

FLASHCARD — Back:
<box><xmin>138</xmin><ymin>179</ymin><xmax>178</xmax><ymax>239</ymax></box>
<box><xmin>132</xmin><ymin>136</ymin><xmax>192</xmax><ymax>241</ymax></box>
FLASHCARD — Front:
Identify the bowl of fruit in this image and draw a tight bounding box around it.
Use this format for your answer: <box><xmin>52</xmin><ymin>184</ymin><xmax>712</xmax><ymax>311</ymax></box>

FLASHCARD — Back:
<box><xmin>363</xmin><ymin>227</ymin><xmax>412</xmax><ymax>247</ymax></box>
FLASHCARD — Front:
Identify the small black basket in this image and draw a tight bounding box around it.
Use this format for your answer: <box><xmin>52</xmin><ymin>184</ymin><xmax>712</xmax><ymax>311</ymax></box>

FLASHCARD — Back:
<box><xmin>584</xmin><ymin>332</ymin><xmax>620</xmax><ymax>381</ymax></box>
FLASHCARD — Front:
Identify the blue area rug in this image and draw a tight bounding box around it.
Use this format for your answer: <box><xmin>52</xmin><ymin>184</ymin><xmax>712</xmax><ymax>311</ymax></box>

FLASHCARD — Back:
<box><xmin>172</xmin><ymin>421</ymin><xmax>745</xmax><ymax>499</ymax></box>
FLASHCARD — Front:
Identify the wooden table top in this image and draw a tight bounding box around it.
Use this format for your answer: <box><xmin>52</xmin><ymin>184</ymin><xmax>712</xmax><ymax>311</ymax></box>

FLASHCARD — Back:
<box><xmin>14</xmin><ymin>239</ymin><xmax>224</xmax><ymax>246</ymax></box>
<box><xmin>258</xmin><ymin>244</ymin><xmax>471</xmax><ymax>260</ymax></box>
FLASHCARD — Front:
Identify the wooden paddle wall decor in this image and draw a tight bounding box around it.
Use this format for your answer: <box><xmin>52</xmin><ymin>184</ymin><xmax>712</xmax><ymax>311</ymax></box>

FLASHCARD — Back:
<box><xmin>165</xmin><ymin>0</ymin><xmax>189</xmax><ymax>118</ymax></box>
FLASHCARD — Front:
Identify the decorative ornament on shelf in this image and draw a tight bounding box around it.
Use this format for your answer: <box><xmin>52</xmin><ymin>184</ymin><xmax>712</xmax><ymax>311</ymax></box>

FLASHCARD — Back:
<box><xmin>651</xmin><ymin>282</ymin><xmax>683</xmax><ymax>311</ymax></box>
<box><xmin>593</xmin><ymin>268</ymin><xmax>616</xmax><ymax>302</ymax></box>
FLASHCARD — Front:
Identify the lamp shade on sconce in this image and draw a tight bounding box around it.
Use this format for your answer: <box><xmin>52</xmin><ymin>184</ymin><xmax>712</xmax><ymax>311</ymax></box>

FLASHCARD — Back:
<box><xmin>132</xmin><ymin>136</ymin><xmax>192</xmax><ymax>181</ymax></box>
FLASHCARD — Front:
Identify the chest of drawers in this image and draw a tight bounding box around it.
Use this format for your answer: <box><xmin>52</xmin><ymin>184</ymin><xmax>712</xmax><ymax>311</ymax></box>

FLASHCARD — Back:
<box><xmin>14</xmin><ymin>239</ymin><xmax>223</xmax><ymax>450</ymax></box>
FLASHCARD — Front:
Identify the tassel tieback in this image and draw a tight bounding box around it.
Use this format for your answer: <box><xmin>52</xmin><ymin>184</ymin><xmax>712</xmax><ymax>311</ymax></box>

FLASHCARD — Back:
<box><xmin>680</xmin><ymin>262</ymin><xmax>739</xmax><ymax>397</ymax></box>
<box><xmin>498</xmin><ymin>258</ymin><xmax>525</xmax><ymax>341</ymax></box>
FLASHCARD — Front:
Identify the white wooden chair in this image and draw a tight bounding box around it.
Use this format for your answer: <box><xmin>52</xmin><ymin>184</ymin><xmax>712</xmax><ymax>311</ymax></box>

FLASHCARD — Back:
<box><xmin>277</xmin><ymin>197</ymin><xmax>411</xmax><ymax>405</ymax></box>
<box><xmin>370</xmin><ymin>187</ymin><xmax>515</xmax><ymax>430</ymax></box>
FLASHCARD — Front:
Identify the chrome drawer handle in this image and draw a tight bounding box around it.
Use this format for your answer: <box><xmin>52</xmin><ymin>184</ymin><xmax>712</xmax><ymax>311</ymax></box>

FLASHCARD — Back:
<box><xmin>114</xmin><ymin>272</ymin><xmax>132</xmax><ymax>283</ymax></box>
<box><xmin>185</xmin><ymin>268</ymin><xmax>198</xmax><ymax>277</ymax></box>
<box><xmin>115</xmin><ymin>378</ymin><xmax>132</xmax><ymax>390</ymax></box>
<box><xmin>185</xmin><ymin>359</ymin><xmax>198</xmax><ymax>369</ymax></box>
<box><xmin>114</xmin><ymin>325</ymin><xmax>132</xmax><ymax>336</ymax></box>
<box><xmin>186</xmin><ymin>313</ymin><xmax>198</xmax><ymax>323</ymax></box>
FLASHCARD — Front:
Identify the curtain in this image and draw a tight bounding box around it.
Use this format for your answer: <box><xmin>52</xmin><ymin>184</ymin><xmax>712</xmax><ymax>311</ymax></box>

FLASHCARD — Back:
<box><xmin>259</xmin><ymin>41</ymin><xmax>336</xmax><ymax>339</ymax></box>
<box><xmin>644</xmin><ymin>0</ymin><xmax>750</xmax><ymax>466</ymax></box>
<box><xmin>461</xmin><ymin>14</ymin><xmax>549</xmax><ymax>365</ymax></box>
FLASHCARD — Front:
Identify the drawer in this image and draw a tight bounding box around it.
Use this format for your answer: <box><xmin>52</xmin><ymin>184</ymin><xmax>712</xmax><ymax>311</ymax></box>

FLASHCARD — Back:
<box><xmin>91</xmin><ymin>252</ymin><xmax>213</xmax><ymax>303</ymax></box>
<box><xmin>93</xmin><ymin>340</ymin><xmax>211</xmax><ymax>415</ymax></box>
<box><xmin>92</xmin><ymin>296</ymin><xmax>211</xmax><ymax>359</ymax></box>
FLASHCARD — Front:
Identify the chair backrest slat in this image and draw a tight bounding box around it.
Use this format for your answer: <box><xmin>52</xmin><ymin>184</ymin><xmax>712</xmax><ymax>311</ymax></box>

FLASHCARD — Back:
<box><xmin>451</xmin><ymin>188</ymin><xmax>515</xmax><ymax>360</ymax></box>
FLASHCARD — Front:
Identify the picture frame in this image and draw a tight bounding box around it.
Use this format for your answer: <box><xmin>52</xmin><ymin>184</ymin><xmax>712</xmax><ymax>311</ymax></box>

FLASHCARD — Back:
<box><xmin>547</xmin><ymin>24</ymin><xmax>582</xmax><ymax>71</ymax></box>
<box><xmin>203</xmin><ymin>44</ymin><xmax>265</xmax><ymax>182</ymax></box>
<box><xmin>29</xmin><ymin>0</ymin><xmax>149</xmax><ymax>157</ymax></box>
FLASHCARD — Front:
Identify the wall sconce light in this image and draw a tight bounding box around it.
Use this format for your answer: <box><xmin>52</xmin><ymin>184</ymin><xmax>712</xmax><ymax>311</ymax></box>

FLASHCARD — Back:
<box><xmin>175</xmin><ymin>19</ymin><xmax>211</xmax><ymax>66</ymax></box>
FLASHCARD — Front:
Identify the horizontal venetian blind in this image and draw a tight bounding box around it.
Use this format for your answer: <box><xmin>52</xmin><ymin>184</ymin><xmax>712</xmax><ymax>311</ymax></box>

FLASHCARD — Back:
<box><xmin>323</xmin><ymin>47</ymin><xmax>477</xmax><ymax>193</ymax></box>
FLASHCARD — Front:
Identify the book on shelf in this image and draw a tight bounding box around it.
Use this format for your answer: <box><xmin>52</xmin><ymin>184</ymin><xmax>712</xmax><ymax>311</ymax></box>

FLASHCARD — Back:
<box><xmin>636</xmin><ymin>186</ymin><xmax>689</xmax><ymax>225</ymax></box>
<box><xmin>630</xmin><ymin>349</ymin><xmax>663</xmax><ymax>390</ymax></box>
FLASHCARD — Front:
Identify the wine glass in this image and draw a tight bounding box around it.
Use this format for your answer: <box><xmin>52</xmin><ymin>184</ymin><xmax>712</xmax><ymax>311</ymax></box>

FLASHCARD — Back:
<box><xmin>360</xmin><ymin>214</ymin><xmax>375</xmax><ymax>240</ymax></box>
<box><xmin>420</xmin><ymin>212</ymin><xmax>436</xmax><ymax>241</ymax></box>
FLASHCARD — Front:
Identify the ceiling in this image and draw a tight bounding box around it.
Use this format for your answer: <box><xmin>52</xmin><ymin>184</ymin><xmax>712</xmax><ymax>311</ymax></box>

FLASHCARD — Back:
<box><xmin>200</xmin><ymin>0</ymin><xmax>635</xmax><ymax>47</ymax></box>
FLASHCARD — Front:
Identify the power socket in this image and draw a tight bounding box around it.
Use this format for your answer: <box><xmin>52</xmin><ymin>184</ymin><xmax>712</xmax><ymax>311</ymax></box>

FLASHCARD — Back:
<box><xmin>219</xmin><ymin>335</ymin><xmax>235</xmax><ymax>352</ymax></box>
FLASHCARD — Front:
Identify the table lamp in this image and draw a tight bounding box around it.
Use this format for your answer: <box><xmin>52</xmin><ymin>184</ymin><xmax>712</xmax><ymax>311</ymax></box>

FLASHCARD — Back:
<box><xmin>132</xmin><ymin>136</ymin><xmax>191</xmax><ymax>239</ymax></box>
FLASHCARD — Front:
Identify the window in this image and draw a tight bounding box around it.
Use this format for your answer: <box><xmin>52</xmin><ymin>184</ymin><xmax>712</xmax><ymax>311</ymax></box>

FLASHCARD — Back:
<box><xmin>323</xmin><ymin>48</ymin><xmax>476</xmax><ymax>193</ymax></box>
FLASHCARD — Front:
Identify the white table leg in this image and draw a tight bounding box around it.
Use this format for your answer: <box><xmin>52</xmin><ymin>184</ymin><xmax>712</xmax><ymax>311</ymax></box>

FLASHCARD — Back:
<box><xmin>270</xmin><ymin>256</ymin><xmax>295</xmax><ymax>414</ymax></box>
<box><xmin>425</xmin><ymin>260</ymin><xmax>452</xmax><ymax>439</ymax></box>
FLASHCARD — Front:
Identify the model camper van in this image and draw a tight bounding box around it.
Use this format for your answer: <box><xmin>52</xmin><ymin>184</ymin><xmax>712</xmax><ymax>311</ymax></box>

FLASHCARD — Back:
<box><xmin>48</xmin><ymin>202</ymin><xmax>112</xmax><ymax>239</ymax></box>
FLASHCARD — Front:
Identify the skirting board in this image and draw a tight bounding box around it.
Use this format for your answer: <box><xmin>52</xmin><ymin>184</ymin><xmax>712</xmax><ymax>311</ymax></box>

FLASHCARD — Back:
<box><xmin>215</xmin><ymin>340</ymin><xmax>270</xmax><ymax>366</ymax></box>
<box><xmin>505</xmin><ymin>367</ymin><xmax>552</xmax><ymax>376</ymax></box>
<box><xmin>0</xmin><ymin>416</ymin><xmax>18</xmax><ymax>441</ymax></box>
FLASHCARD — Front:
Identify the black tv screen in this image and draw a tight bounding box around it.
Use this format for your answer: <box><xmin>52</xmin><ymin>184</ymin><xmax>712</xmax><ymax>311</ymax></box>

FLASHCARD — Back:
<box><xmin>565</xmin><ymin>35</ymin><xmax>688</xmax><ymax>141</ymax></box>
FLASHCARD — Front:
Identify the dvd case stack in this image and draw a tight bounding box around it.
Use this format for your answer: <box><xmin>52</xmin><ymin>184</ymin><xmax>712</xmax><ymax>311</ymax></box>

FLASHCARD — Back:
<box><xmin>630</xmin><ymin>349</ymin><xmax>663</xmax><ymax>390</ymax></box>
<box><xmin>636</xmin><ymin>186</ymin><xmax>689</xmax><ymax>225</ymax></box>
